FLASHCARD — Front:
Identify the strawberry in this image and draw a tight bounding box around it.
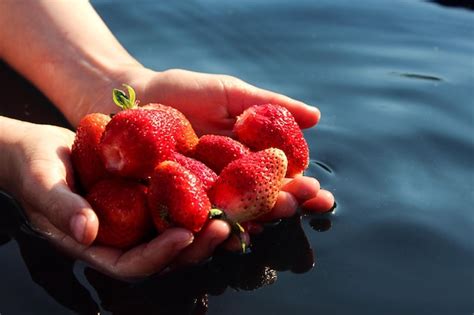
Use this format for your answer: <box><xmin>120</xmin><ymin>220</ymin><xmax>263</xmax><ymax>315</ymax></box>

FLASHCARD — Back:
<box><xmin>71</xmin><ymin>113</ymin><xmax>111</xmax><ymax>191</ymax></box>
<box><xmin>233</xmin><ymin>104</ymin><xmax>309</xmax><ymax>177</ymax></box>
<box><xmin>141</xmin><ymin>103</ymin><xmax>198</xmax><ymax>155</ymax></box>
<box><xmin>86</xmin><ymin>179</ymin><xmax>152</xmax><ymax>249</ymax></box>
<box><xmin>99</xmin><ymin>108</ymin><xmax>176</xmax><ymax>179</ymax></box>
<box><xmin>99</xmin><ymin>85</ymin><xmax>201</xmax><ymax>179</ymax></box>
<box><xmin>172</xmin><ymin>152</ymin><xmax>217</xmax><ymax>191</ymax></box>
<box><xmin>193</xmin><ymin>135</ymin><xmax>250</xmax><ymax>174</ymax></box>
<box><xmin>208</xmin><ymin>148</ymin><xmax>288</xmax><ymax>223</ymax></box>
<box><xmin>148</xmin><ymin>161</ymin><xmax>211</xmax><ymax>233</ymax></box>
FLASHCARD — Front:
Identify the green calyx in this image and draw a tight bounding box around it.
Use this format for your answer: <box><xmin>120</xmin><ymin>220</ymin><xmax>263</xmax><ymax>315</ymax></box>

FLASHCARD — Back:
<box><xmin>112</xmin><ymin>84</ymin><xmax>139</xmax><ymax>110</ymax></box>
<box><xmin>209</xmin><ymin>208</ymin><xmax>224</xmax><ymax>218</ymax></box>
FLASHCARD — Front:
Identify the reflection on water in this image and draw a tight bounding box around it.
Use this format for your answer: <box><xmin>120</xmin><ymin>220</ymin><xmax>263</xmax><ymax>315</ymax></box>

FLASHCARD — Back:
<box><xmin>0</xmin><ymin>194</ymin><xmax>320</xmax><ymax>314</ymax></box>
<box><xmin>309</xmin><ymin>218</ymin><xmax>332</xmax><ymax>232</ymax></box>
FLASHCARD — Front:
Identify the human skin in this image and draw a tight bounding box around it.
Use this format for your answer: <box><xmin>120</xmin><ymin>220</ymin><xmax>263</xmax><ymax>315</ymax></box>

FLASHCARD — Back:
<box><xmin>0</xmin><ymin>0</ymin><xmax>334</xmax><ymax>279</ymax></box>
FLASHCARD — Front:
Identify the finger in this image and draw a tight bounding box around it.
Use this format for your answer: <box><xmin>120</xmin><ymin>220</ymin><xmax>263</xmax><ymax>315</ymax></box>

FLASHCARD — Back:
<box><xmin>27</xmin><ymin>210</ymin><xmax>91</xmax><ymax>259</ymax></box>
<box><xmin>81</xmin><ymin>228</ymin><xmax>194</xmax><ymax>279</ymax></box>
<box><xmin>225</xmin><ymin>79</ymin><xmax>321</xmax><ymax>129</ymax></box>
<box><xmin>173</xmin><ymin>220</ymin><xmax>231</xmax><ymax>266</ymax></box>
<box><xmin>26</xmin><ymin>179</ymin><xmax>98</xmax><ymax>246</ymax></box>
<box><xmin>281</xmin><ymin>176</ymin><xmax>320</xmax><ymax>203</ymax></box>
<box><xmin>37</xmin><ymin>222</ymin><xmax>195</xmax><ymax>280</ymax></box>
<box><xmin>301</xmin><ymin>189</ymin><xmax>335</xmax><ymax>213</ymax></box>
<box><xmin>257</xmin><ymin>191</ymin><xmax>298</xmax><ymax>222</ymax></box>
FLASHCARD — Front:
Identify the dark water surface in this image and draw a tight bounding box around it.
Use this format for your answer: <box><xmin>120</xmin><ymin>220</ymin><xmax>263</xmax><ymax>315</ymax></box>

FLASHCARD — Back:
<box><xmin>1</xmin><ymin>1</ymin><xmax>473</xmax><ymax>314</ymax></box>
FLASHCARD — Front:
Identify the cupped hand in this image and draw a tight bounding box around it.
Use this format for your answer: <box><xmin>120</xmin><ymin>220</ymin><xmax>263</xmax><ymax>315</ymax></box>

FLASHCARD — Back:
<box><xmin>47</xmin><ymin>67</ymin><xmax>334</xmax><ymax>271</ymax></box>
<box><xmin>6</xmin><ymin>120</ymin><xmax>218</xmax><ymax>279</ymax></box>
<box><xmin>106</xmin><ymin>68</ymin><xmax>334</xmax><ymax>260</ymax></box>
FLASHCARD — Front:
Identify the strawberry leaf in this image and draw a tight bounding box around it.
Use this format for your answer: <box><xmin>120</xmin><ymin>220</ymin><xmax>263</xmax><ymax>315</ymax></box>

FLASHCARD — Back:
<box><xmin>123</xmin><ymin>84</ymin><xmax>136</xmax><ymax>106</ymax></box>
<box><xmin>112</xmin><ymin>84</ymin><xmax>138</xmax><ymax>110</ymax></box>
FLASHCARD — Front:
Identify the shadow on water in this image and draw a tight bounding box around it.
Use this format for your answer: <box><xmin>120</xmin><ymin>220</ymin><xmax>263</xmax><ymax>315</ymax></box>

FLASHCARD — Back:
<box><xmin>309</xmin><ymin>217</ymin><xmax>332</xmax><ymax>232</ymax></box>
<box><xmin>389</xmin><ymin>71</ymin><xmax>443</xmax><ymax>82</ymax></box>
<box><xmin>427</xmin><ymin>0</ymin><xmax>474</xmax><ymax>10</ymax></box>
<box><xmin>0</xmin><ymin>190</ymin><xmax>331</xmax><ymax>315</ymax></box>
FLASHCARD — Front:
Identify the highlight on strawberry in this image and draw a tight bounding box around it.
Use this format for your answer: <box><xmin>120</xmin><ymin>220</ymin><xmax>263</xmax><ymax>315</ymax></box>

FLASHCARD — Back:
<box><xmin>192</xmin><ymin>134</ymin><xmax>250</xmax><ymax>174</ymax></box>
<box><xmin>86</xmin><ymin>178</ymin><xmax>152</xmax><ymax>249</ymax></box>
<box><xmin>70</xmin><ymin>84</ymin><xmax>334</xmax><ymax>251</ymax></box>
<box><xmin>147</xmin><ymin>160</ymin><xmax>212</xmax><ymax>233</ymax></box>
<box><xmin>234</xmin><ymin>103</ymin><xmax>310</xmax><ymax>177</ymax></box>
<box><xmin>71</xmin><ymin>113</ymin><xmax>111</xmax><ymax>191</ymax></box>
<box><xmin>208</xmin><ymin>148</ymin><xmax>288</xmax><ymax>223</ymax></box>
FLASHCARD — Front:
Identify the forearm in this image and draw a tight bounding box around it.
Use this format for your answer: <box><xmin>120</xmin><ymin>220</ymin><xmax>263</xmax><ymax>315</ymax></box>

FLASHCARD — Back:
<box><xmin>0</xmin><ymin>0</ymin><xmax>142</xmax><ymax>126</ymax></box>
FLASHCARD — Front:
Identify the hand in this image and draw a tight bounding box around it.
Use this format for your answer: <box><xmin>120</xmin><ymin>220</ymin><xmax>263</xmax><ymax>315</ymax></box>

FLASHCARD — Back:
<box><xmin>85</xmin><ymin>67</ymin><xmax>334</xmax><ymax>263</ymax></box>
<box><xmin>10</xmin><ymin>68</ymin><xmax>333</xmax><ymax>274</ymax></box>
<box><xmin>3</xmin><ymin>119</ymin><xmax>212</xmax><ymax>279</ymax></box>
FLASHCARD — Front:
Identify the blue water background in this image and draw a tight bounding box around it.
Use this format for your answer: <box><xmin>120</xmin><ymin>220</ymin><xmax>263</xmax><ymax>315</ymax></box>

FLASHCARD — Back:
<box><xmin>1</xmin><ymin>0</ymin><xmax>473</xmax><ymax>314</ymax></box>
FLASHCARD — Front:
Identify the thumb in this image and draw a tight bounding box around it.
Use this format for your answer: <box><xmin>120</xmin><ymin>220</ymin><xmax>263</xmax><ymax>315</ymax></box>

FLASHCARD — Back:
<box><xmin>32</xmin><ymin>182</ymin><xmax>98</xmax><ymax>246</ymax></box>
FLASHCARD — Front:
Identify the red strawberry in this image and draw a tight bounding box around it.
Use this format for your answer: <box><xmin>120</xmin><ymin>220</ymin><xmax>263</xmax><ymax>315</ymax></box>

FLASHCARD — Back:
<box><xmin>141</xmin><ymin>103</ymin><xmax>198</xmax><ymax>155</ymax></box>
<box><xmin>233</xmin><ymin>104</ymin><xmax>309</xmax><ymax>177</ymax></box>
<box><xmin>193</xmin><ymin>135</ymin><xmax>250</xmax><ymax>174</ymax></box>
<box><xmin>172</xmin><ymin>152</ymin><xmax>217</xmax><ymax>191</ymax></box>
<box><xmin>148</xmin><ymin>161</ymin><xmax>211</xmax><ymax>233</ymax></box>
<box><xmin>86</xmin><ymin>179</ymin><xmax>152</xmax><ymax>249</ymax></box>
<box><xmin>71</xmin><ymin>113</ymin><xmax>111</xmax><ymax>191</ymax></box>
<box><xmin>208</xmin><ymin>148</ymin><xmax>288</xmax><ymax>223</ymax></box>
<box><xmin>99</xmin><ymin>108</ymin><xmax>176</xmax><ymax>179</ymax></box>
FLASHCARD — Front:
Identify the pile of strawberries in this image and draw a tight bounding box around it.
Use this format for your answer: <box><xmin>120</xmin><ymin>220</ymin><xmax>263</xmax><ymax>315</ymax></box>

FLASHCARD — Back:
<box><xmin>71</xmin><ymin>85</ymin><xmax>319</xmax><ymax>249</ymax></box>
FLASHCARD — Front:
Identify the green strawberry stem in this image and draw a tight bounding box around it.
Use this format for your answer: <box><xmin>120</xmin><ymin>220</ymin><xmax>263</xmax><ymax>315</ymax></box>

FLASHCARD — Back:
<box><xmin>234</xmin><ymin>222</ymin><xmax>245</xmax><ymax>233</ymax></box>
<box><xmin>232</xmin><ymin>223</ymin><xmax>247</xmax><ymax>253</ymax></box>
<box><xmin>209</xmin><ymin>208</ymin><xmax>247</xmax><ymax>253</ymax></box>
<box><xmin>112</xmin><ymin>84</ymin><xmax>139</xmax><ymax>110</ymax></box>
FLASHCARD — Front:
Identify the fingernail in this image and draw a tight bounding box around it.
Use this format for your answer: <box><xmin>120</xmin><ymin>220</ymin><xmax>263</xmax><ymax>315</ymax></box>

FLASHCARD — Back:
<box><xmin>284</xmin><ymin>192</ymin><xmax>299</xmax><ymax>212</ymax></box>
<box><xmin>70</xmin><ymin>213</ymin><xmax>87</xmax><ymax>243</ymax></box>
<box><xmin>308</xmin><ymin>106</ymin><xmax>321</xmax><ymax>120</ymax></box>
<box><xmin>174</xmin><ymin>232</ymin><xmax>194</xmax><ymax>249</ymax></box>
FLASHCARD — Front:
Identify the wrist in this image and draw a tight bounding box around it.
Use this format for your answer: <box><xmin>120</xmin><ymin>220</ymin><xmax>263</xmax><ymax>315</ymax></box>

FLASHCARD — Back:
<box><xmin>0</xmin><ymin>117</ymin><xmax>27</xmax><ymax>194</ymax></box>
<box><xmin>50</xmin><ymin>58</ymin><xmax>147</xmax><ymax>126</ymax></box>
<box><xmin>87</xmin><ymin>63</ymin><xmax>157</xmax><ymax>112</ymax></box>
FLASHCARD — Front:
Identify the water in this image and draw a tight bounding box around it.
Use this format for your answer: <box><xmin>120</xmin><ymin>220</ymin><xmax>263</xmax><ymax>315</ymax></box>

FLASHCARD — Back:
<box><xmin>1</xmin><ymin>0</ymin><xmax>473</xmax><ymax>314</ymax></box>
